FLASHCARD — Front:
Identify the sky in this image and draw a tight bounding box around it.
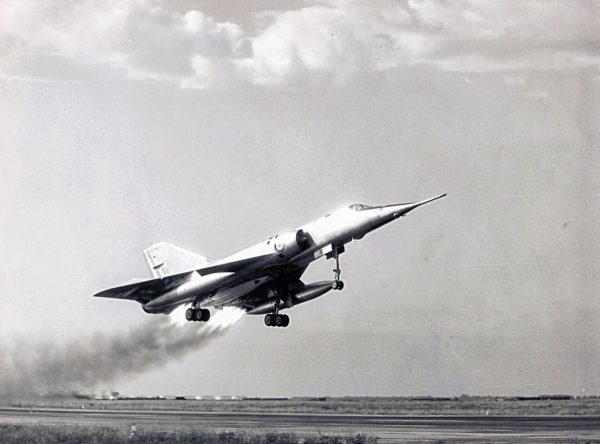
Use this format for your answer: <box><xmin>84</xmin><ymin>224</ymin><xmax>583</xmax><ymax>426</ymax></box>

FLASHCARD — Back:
<box><xmin>0</xmin><ymin>0</ymin><xmax>599</xmax><ymax>397</ymax></box>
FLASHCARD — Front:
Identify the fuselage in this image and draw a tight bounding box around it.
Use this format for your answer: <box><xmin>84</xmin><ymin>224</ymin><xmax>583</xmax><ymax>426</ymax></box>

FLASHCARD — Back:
<box><xmin>142</xmin><ymin>194</ymin><xmax>446</xmax><ymax>313</ymax></box>
<box><xmin>214</xmin><ymin>194</ymin><xmax>446</xmax><ymax>272</ymax></box>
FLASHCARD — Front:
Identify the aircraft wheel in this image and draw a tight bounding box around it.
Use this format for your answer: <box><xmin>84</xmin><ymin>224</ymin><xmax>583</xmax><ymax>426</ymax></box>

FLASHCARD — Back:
<box><xmin>281</xmin><ymin>314</ymin><xmax>290</xmax><ymax>327</ymax></box>
<box><xmin>331</xmin><ymin>281</ymin><xmax>339</xmax><ymax>290</ymax></box>
<box><xmin>194</xmin><ymin>309</ymin><xmax>205</xmax><ymax>322</ymax></box>
<box><xmin>264</xmin><ymin>314</ymin><xmax>273</xmax><ymax>326</ymax></box>
<box><xmin>185</xmin><ymin>308</ymin><xmax>195</xmax><ymax>322</ymax></box>
<box><xmin>337</xmin><ymin>281</ymin><xmax>345</xmax><ymax>290</ymax></box>
<box><xmin>201</xmin><ymin>309</ymin><xmax>211</xmax><ymax>322</ymax></box>
<box><xmin>275</xmin><ymin>314</ymin><xmax>284</xmax><ymax>327</ymax></box>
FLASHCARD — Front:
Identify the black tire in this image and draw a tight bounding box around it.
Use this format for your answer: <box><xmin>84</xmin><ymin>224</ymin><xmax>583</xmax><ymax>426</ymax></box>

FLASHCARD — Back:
<box><xmin>275</xmin><ymin>314</ymin><xmax>283</xmax><ymax>327</ymax></box>
<box><xmin>194</xmin><ymin>309</ymin><xmax>204</xmax><ymax>322</ymax></box>
<box><xmin>202</xmin><ymin>309</ymin><xmax>211</xmax><ymax>322</ymax></box>
<box><xmin>332</xmin><ymin>281</ymin><xmax>339</xmax><ymax>290</ymax></box>
<box><xmin>281</xmin><ymin>314</ymin><xmax>290</xmax><ymax>327</ymax></box>
<box><xmin>264</xmin><ymin>314</ymin><xmax>273</xmax><ymax>326</ymax></box>
<box><xmin>337</xmin><ymin>281</ymin><xmax>345</xmax><ymax>290</ymax></box>
<box><xmin>185</xmin><ymin>308</ymin><xmax>195</xmax><ymax>322</ymax></box>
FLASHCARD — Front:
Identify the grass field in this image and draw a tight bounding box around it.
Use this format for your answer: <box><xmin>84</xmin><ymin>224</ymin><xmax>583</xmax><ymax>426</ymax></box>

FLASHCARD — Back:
<box><xmin>8</xmin><ymin>396</ymin><xmax>600</xmax><ymax>416</ymax></box>
<box><xmin>2</xmin><ymin>398</ymin><xmax>600</xmax><ymax>443</ymax></box>
<box><xmin>0</xmin><ymin>424</ymin><xmax>377</xmax><ymax>444</ymax></box>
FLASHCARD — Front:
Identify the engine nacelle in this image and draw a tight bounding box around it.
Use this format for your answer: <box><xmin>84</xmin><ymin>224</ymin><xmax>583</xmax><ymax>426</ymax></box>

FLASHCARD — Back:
<box><xmin>292</xmin><ymin>280</ymin><xmax>334</xmax><ymax>304</ymax></box>
<box><xmin>246</xmin><ymin>299</ymin><xmax>278</xmax><ymax>315</ymax></box>
<box><xmin>273</xmin><ymin>229</ymin><xmax>311</xmax><ymax>257</ymax></box>
<box><xmin>247</xmin><ymin>280</ymin><xmax>333</xmax><ymax>314</ymax></box>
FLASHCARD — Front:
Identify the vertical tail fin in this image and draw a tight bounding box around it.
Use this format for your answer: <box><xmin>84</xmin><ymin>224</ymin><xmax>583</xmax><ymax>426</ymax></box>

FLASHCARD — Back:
<box><xmin>143</xmin><ymin>242</ymin><xmax>212</xmax><ymax>278</ymax></box>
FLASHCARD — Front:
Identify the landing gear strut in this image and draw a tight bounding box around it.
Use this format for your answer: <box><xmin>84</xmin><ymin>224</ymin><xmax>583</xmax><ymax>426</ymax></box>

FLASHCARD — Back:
<box><xmin>264</xmin><ymin>279</ymin><xmax>291</xmax><ymax>328</ymax></box>
<box><xmin>185</xmin><ymin>306</ymin><xmax>210</xmax><ymax>322</ymax></box>
<box><xmin>331</xmin><ymin>246</ymin><xmax>345</xmax><ymax>290</ymax></box>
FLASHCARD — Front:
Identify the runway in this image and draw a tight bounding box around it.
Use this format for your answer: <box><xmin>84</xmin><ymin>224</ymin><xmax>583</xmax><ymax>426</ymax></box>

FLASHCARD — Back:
<box><xmin>1</xmin><ymin>407</ymin><xmax>600</xmax><ymax>442</ymax></box>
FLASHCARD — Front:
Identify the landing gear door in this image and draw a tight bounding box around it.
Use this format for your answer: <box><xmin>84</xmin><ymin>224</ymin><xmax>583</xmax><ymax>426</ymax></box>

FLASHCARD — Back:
<box><xmin>313</xmin><ymin>244</ymin><xmax>333</xmax><ymax>260</ymax></box>
<box><xmin>325</xmin><ymin>244</ymin><xmax>345</xmax><ymax>260</ymax></box>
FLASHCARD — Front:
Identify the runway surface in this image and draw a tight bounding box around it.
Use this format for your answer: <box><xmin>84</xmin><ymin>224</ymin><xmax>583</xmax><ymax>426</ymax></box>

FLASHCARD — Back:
<box><xmin>1</xmin><ymin>407</ymin><xmax>600</xmax><ymax>442</ymax></box>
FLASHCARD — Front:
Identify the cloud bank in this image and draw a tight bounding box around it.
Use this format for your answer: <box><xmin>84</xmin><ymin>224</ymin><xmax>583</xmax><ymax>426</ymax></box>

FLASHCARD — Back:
<box><xmin>0</xmin><ymin>0</ymin><xmax>598</xmax><ymax>88</ymax></box>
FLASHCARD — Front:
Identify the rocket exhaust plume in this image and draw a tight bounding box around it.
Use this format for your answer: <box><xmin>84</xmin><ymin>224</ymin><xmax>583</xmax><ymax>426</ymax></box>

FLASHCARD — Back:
<box><xmin>0</xmin><ymin>307</ymin><xmax>244</xmax><ymax>397</ymax></box>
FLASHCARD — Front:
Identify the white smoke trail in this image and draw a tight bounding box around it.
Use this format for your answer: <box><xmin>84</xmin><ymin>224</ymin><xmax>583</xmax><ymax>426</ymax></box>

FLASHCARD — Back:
<box><xmin>0</xmin><ymin>307</ymin><xmax>245</xmax><ymax>397</ymax></box>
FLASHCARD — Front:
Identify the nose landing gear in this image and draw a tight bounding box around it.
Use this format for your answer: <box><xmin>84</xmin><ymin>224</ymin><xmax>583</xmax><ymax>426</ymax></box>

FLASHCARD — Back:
<box><xmin>185</xmin><ymin>306</ymin><xmax>210</xmax><ymax>322</ymax></box>
<box><xmin>332</xmin><ymin>280</ymin><xmax>344</xmax><ymax>290</ymax></box>
<box><xmin>332</xmin><ymin>246</ymin><xmax>345</xmax><ymax>290</ymax></box>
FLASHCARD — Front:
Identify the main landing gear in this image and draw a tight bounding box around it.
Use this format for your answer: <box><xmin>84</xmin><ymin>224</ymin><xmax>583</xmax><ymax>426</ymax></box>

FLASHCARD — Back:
<box><xmin>264</xmin><ymin>280</ymin><xmax>290</xmax><ymax>328</ymax></box>
<box><xmin>185</xmin><ymin>307</ymin><xmax>210</xmax><ymax>322</ymax></box>
<box><xmin>264</xmin><ymin>313</ymin><xmax>289</xmax><ymax>328</ymax></box>
<box><xmin>331</xmin><ymin>246</ymin><xmax>344</xmax><ymax>290</ymax></box>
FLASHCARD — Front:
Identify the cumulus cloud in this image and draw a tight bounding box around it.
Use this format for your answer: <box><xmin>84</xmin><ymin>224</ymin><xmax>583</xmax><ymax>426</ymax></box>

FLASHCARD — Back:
<box><xmin>0</xmin><ymin>0</ymin><xmax>598</xmax><ymax>89</ymax></box>
<box><xmin>0</xmin><ymin>0</ymin><xmax>242</xmax><ymax>88</ymax></box>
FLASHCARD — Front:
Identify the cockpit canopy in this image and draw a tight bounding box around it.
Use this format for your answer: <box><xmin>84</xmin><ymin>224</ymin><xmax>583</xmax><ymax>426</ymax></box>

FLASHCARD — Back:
<box><xmin>348</xmin><ymin>203</ymin><xmax>374</xmax><ymax>211</ymax></box>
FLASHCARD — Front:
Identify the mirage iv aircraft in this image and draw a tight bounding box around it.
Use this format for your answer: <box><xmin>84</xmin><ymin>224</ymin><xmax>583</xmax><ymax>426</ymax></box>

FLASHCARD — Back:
<box><xmin>94</xmin><ymin>194</ymin><xmax>446</xmax><ymax>327</ymax></box>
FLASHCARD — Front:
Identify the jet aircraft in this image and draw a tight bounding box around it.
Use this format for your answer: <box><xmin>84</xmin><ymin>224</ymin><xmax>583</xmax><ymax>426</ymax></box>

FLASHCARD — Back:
<box><xmin>94</xmin><ymin>194</ymin><xmax>446</xmax><ymax>327</ymax></box>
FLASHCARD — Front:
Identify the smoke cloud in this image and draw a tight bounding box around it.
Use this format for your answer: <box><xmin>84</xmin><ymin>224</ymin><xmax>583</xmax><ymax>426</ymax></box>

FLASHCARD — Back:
<box><xmin>0</xmin><ymin>306</ymin><xmax>244</xmax><ymax>397</ymax></box>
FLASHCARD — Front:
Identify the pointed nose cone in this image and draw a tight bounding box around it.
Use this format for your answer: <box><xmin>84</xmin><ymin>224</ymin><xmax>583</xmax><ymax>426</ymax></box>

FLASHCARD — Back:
<box><xmin>381</xmin><ymin>193</ymin><xmax>447</xmax><ymax>219</ymax></box>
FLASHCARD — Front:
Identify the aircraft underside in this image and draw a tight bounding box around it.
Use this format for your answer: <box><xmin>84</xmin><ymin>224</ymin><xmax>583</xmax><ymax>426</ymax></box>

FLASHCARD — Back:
<box><xmin>182</xmin><ymin>245</ymin><xmax>346</xmax><ymax>328</ymax></box>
